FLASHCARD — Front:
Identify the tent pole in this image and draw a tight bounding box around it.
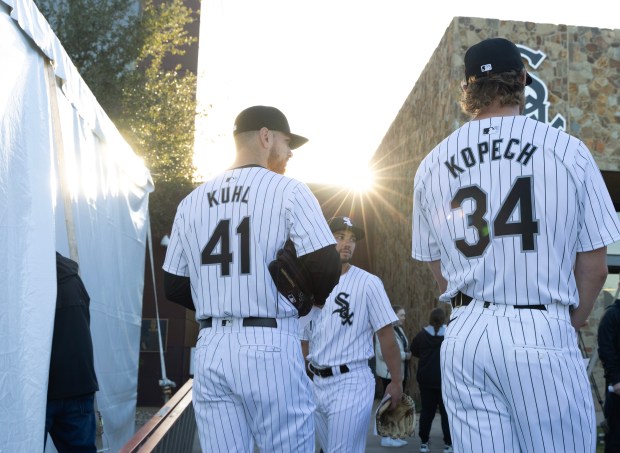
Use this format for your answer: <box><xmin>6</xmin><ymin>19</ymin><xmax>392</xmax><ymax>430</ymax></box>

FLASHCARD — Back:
<box><xmin>44</xmin><ymin>60</ymin><xmax>78</xmax><ymax>263</ymax></box>
<box><xmin>146</xmin><ymin>216</ymin><xmax>176</xmax><ymax>402</ymax></box>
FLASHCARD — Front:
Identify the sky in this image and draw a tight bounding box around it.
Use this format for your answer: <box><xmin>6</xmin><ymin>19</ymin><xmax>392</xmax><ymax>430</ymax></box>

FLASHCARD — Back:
<box><xmin>194</xmin><ymin>0</ymin><xmax>619</xmax><ymax>188</ymax></box>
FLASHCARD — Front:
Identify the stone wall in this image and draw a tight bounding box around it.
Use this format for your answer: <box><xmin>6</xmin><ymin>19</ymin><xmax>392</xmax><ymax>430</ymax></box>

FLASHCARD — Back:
<box><xmin>369</xmin><ymin>17</ymin><xmax>619</xmax><ymax>399</ymax></box>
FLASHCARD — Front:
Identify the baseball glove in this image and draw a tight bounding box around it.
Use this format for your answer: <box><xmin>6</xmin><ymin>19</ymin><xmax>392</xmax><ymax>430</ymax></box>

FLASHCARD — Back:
<box><xmin>376</xmin><ymin>393</ymin><xmax>416</xmax><ymax>439</ymax></box>
<box><xmin>268</xmin><ymin>240</ymin><xmax>315</xmax><ymax>317</ymax></box>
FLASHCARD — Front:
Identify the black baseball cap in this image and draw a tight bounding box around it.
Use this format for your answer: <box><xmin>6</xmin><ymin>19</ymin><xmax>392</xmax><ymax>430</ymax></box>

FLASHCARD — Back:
<box><xmin>464</xmin><ymin>38</ymin><xmax>532</xmax><ymax>86</ymax></box>
<box><xmin>233</xmin><ymin>105</ymin><xmax>309</xmax><ymax>149</ymax></box>
<box><xmin>328</xmin><ymin>216</ymin><xmax>365</xmax><ymax>241</ymax></box>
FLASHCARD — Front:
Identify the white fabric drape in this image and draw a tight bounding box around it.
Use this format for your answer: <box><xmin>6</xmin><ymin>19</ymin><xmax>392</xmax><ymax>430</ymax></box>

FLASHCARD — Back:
<box><xmin>0</xmin><ymin>1</ymin><xmax>154</xmax><ymax>452</ymax></box>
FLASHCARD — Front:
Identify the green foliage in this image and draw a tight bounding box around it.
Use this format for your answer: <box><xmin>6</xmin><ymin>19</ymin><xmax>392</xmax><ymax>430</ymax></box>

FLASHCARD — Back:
<box><xmin>120</xmin><ymin>61</ymin><xmax>199</xmax><ymax>235</ymax></box>
<box><xmin>34</xmin><ymin>0</ymin><xmax>201</xmax><ymax>235</ymax></box>
<box><xmin>137</xmin><ymin>0</ymin><xmax>196</xmax><ymax>75</ymax></box>
<box><xmin>34</xmin><ymin>0</ymin><xmax>142</xmax><ymax>117</ymax></box>
<box><xmin>121</xmin><ymin>0</ymin><xmax>199</xmax><ymax>184</ymax></box>
<box><xmin>122</xmin><ymin>69</ymin><xmax>197</xmax><ymax>183</ymax></box>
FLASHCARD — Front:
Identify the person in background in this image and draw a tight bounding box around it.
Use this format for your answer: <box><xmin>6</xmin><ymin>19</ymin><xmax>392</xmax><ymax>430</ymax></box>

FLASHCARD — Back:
<box><xmin>45</xmin><ymin>252</ymin><xmax>99</xmax><ymax>453</ymax></box>
<box><xmin>375</xmin><ymin>305</ymin><xmax>411</xmax><ymax>447</ymax></box>
<box><xmin>410</xmin><ymin>307</ymin><xmax>452</xmax><ymax>453</ymax></box>
<box><xmin>598</xmin><ymin>280</ymin><xmax>620</xmax><ymax>453</ymax></box>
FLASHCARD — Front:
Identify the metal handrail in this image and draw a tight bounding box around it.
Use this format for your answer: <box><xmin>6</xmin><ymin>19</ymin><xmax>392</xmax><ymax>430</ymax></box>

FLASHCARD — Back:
<box><xmin>120</xmin><ymin>378</ymin><xmax>196</xmax><ymax>453</ymax></box>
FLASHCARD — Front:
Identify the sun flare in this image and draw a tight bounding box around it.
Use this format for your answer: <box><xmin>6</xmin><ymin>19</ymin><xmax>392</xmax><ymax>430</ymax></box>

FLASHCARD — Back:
<box><xmin>193</xmin><ymin>132</ymin><xmax>377</xmax><ymax>194</ymax></box>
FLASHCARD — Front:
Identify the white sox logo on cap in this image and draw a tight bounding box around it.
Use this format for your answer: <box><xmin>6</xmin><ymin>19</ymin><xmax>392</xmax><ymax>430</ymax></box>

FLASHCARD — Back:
<box><xmin>328</xmin><ymin>216</ymin><xmax>365</xmax><ymax>240</ymax></box>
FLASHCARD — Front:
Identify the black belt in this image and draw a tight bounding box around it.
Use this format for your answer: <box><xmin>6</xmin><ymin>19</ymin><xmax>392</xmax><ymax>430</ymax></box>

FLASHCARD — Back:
<box><xmin>451</xmin><ymin>292</ymin><xmax>546</xmax><ymax>310</ymax></box>
<box><xmin>199</xmin><ymin>317</ymin><xmax>277</xmax><ymax>329</ymax></box>
<box><xmin>308</xmin><ymin>363</ymin><xmax>350</xmax><ymax>378</ymax></box>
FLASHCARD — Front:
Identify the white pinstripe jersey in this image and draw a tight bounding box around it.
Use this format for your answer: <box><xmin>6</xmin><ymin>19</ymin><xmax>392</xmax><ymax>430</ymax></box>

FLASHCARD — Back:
<box><xmin>303</xmin><ymin>266</ymin><xmax>397</xmax><ymax>367</ymax></box>
<box><xmin>412</xmin><ymin>115</ymin><xmax>620</xmax><ymax>306</ymax></box>
<box><xmin>163</xmin><ymin>165</ymin><xmax>336</xmax><ymax>319</ymax></box>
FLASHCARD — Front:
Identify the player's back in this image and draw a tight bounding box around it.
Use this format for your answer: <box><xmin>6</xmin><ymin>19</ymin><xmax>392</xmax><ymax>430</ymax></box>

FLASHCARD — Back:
<box><xmin>168</xmin><ymin>165</ymin><xmax>332</xmax><ymax>319</ymax></box>
<box><xmin>414</xmin><ymin>115</ymin><xmax>617</xmax><ymax>305</ymax></box>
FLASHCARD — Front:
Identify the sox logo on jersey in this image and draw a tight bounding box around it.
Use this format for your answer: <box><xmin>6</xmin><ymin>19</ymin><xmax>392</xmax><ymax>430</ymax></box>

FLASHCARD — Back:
<box><xmin>333</xmin><ymin>292</ymin><xmax>353</xmax><ymax>325</ymax></box>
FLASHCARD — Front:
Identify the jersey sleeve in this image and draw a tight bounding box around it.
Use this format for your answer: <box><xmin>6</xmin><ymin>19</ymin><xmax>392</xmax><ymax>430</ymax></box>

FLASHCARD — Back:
<box><xmin>412</xmin><ymin>174</ymin><xmax>441</xmax><ymax>262</ymax></box>
<box><xmin>162</xmin><ymin>208</ymin><xmax>189</xmax><ymax>277</ymax></box>
<box><xmin>576</xmin><ymin>144</ymin><xmax>620</xmax><ymax>252</ymax></box>
<box><xmin>301</xmin><ymin>307</ymin><xmax>320</xmax><ymax>341</ymax></box>
<box><xmin>366</xmin><ymin>275</ymin><xmax>398</xmax><ymax>331</ymax></box>
<box><xmin>288</xmin><ymin>182</ymin><xmax>336</xmax><ymax>256</ymax></box>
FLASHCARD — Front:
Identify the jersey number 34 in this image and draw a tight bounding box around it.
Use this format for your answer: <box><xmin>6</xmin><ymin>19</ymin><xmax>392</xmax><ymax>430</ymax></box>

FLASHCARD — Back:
<box><xmin>450</xmin><ymin>176</ymin><xmax>539</xmax><ymax>258</ymax></box>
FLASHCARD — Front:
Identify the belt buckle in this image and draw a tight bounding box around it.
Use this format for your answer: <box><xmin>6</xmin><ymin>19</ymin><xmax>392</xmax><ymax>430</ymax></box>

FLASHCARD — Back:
<box><xmin>221</xmin><ymin>317</ymin><xmax>232</xmax><ymax>327</ymax></box>
<box><xmin>310</xmin><ymin>364</ymin><xmax>329</xmax><ymax>377</ymax></box>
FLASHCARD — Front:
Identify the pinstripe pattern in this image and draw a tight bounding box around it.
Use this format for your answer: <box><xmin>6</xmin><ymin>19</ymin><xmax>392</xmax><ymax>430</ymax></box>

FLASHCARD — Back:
<box><xmin>442</xmin><ymin>302</ymin><xmax>595</xmax><ymax>453</ymax></box>
<box><xmin>412</xmin><ymin>116</ymin><xmax>620</xmax><ymax>305</ymax></box>
<box><xmin>303</xmin><ymin>266</ymin><xmax>397</xmax><ymax>452</ymax></box>
<box><xmin>193</xmin><ymin>318</ymin><xmax>315</xmax><ymax>452</ymax></box>
<box><xmin>313</xmin><ymin>366</ymin><xmax>375</xmax><ymax>452</ymax></box>
<box><xmin>164</xmin><ymin>165</ymin><xmax>336</xmax><ymax>452</ymax></box>
<box><xmin>163</xmin><ymin>166</ymin><xmax>335</xmax><ymax>318</ymax></box>
<box><xmin>304</xmin><ymin>266</ymin><xmax>397</xmax><ymax>367</ymax></box>
<box><xmin>412</xmin><ymin>115</ymin><xmax>620</xmax><ymax>453</ymax></box>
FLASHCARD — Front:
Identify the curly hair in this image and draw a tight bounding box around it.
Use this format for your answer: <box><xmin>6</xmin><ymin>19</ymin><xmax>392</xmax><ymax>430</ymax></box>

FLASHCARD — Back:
<box><xmin>459</xmin><ymin>69</ymin><xmax>526</xmax><ymax>117</ymax></box>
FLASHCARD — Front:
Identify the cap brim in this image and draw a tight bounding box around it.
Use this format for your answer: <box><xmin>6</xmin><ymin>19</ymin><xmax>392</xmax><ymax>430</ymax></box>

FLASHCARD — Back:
<box><xmin>331</xmin><ymin>225</ymin><xmax>365</xmax><ymax>241</ymax></box>
<box><xmin>289</xmin><ymin>133</ymin><xmax>309</xmax><ymax>150</ymax></box>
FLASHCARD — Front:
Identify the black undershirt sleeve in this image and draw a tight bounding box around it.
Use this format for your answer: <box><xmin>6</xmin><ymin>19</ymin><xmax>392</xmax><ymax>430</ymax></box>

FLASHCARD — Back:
<box><xmin>298</xmin><ymin>244</ymin><xmax>341</xmax><ymax>306</ymax></box>
<box><xmin>163</xmin><ymin>245</ymin><xmax>340</xmax><ymax>312</ymax></box>
<box><xmin>163</xmin><ymin>271</ymin><xmax>195</xmax><ymax>311</ymax></box>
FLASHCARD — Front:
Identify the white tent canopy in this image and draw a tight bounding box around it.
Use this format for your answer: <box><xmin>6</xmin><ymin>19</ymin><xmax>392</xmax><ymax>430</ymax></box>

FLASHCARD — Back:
<box><xmin>0</xmin><ymin>0</ymin><xmax>154</xmax><ymax>451</ymax></box>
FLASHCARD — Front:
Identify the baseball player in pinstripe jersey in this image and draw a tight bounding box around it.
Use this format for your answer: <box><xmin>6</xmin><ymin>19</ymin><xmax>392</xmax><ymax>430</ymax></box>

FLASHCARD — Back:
<box><xmin>162</xmin><ymin>105</ymin><xmax>341</xmax><ymax>453</ymax></box>
<box><xmin>301</xmin><ymin>216</ymin><xmax>404</xmax><ymax>452</ymax></box>
<box><xmin>411</xmin><ymin>38</ymin><xmax>620</xmax><ymax>453</ymax></box>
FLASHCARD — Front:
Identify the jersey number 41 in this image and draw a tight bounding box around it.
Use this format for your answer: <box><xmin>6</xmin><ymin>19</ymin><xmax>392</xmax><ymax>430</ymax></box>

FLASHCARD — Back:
<box><xmin>201</xmin><ymin>217</ymin><xmax>251</xmax><ymax>275</ymax></box>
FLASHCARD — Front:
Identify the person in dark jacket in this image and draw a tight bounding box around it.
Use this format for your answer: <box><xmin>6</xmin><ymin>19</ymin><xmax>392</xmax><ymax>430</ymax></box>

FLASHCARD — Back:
<box><xmin>410</xmin><ymin>307</ymin><xmax>452</xmax><ymax>453</ymax></box>
<box><xmin>45</xmin><ymin>252</ymin><xmax>99</xmax><ymax>452</ymax></box>
<box><xmin>598</xmin><ymin>290</ymin><xmax>620</xmax><ymax>453</ymax></box>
